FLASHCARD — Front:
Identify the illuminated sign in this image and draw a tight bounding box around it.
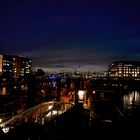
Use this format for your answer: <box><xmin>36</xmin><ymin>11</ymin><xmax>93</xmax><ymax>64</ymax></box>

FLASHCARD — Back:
<box><xmin>77</xmin><ymin>90</ymin><xmax>87</xmax><ymax>103</ymax></box>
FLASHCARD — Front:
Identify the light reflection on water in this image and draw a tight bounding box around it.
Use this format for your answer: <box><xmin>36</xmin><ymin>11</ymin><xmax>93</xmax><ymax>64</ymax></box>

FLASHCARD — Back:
<box><xmin>123</xmin><ymin>90</ymin><xmax>140</xmax><ymax>116</ymax></box>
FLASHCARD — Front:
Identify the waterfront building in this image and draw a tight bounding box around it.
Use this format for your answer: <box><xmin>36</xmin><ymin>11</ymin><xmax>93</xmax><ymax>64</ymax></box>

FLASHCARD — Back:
<box><xmin>108</xmin><ymin>61</ymin><xmax>140</xmax><ymax>80</ymax></box>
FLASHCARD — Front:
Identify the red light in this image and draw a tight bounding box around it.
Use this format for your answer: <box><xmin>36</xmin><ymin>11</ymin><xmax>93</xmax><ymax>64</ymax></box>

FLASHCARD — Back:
<box><xmin>93</xmin><ymin>90</ymin><xmax>96</xmax><ymax>94</ymax></box>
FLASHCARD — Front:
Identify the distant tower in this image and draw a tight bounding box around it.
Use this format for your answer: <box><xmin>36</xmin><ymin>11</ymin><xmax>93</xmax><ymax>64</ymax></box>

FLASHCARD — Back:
<box><xmin>77</xmin><ymin>66</ymin><xmax>80</xmax><ymax>73</ymax></box>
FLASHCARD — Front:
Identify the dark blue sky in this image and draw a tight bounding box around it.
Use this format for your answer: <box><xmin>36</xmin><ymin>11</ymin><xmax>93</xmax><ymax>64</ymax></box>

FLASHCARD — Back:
<box><xmin>0</xmin><ymin>0</ymin><xmax>140</xmax><ymax>72</ymax></box>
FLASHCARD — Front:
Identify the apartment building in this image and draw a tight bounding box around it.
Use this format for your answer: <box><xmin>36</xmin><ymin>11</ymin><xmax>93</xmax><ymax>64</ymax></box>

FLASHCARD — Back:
<box><xmin>0</xmin><ymin>54</ymin><xmax>32</xmax><ymax>78</ymax></box>
<box><xmin>108</xmin><ymin>61</ymin><xmax>140</xmax><ymax>79</ymax></box>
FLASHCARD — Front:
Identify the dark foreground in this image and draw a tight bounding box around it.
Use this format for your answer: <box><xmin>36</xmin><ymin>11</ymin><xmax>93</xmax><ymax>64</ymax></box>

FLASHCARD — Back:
<box><xmin>1</xmin><ymin>102</ymin><xmax>140</xmax><ymax>140</ymax></box>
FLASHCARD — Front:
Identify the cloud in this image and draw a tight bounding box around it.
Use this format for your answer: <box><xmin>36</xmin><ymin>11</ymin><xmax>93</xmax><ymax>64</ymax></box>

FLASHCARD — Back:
<box><xmin>21</xmin><ymin>42</ymin><xmax>112</xmax><ymax>72</ymax></box>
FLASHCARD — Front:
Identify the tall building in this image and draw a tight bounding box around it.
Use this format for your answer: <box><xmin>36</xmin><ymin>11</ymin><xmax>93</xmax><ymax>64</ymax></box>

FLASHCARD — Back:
<box><xmin>108</xmin><ymin>61</ymin><xmax>140</xmax><ymax>79</ymax></box>
<box><xmin>0</xmin><ymin>54</ymin><xmax>32</xmax><ymax>78</ymax></box>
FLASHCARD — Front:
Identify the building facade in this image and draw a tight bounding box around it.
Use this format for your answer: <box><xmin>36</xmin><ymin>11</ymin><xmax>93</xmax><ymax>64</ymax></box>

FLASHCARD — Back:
<box><xmin>0</xmin><ymin>54</ymin><xmax>32</xmax><ymax>79</ymax></box>
<box><xmin>108</xmin><ymin>61</ymin><xmax>140</xmax><ymax>79</ymax></box>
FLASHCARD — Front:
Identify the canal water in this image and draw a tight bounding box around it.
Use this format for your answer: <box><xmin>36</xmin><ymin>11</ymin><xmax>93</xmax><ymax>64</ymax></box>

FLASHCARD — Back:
<box><xmin>123</xmin><ymin>90</ymin><xmax>140</xmax><ymax>120</ymax></box>
<box><xmin>89</xmin><ymin>88</ymin><xmax>140</xmax><ymax>128</ymax></box>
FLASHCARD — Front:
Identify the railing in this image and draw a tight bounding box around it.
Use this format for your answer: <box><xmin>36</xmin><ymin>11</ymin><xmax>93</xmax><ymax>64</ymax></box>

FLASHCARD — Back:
<box><xmin>0</xmin><ymin>101</ymin><xmax>74</xmax><ymax>133</ymax></box>
<box><xmin>0</xmin><ymin>111</ymin><xmax>15</xmax><ymax>124</ymax></box>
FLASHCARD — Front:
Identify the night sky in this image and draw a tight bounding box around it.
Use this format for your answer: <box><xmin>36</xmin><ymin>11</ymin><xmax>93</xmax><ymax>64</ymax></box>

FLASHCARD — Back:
<box><xmin>0</xmin><ymin>0</ymin><xmax>140</xmax><ymax>72</ymax></box>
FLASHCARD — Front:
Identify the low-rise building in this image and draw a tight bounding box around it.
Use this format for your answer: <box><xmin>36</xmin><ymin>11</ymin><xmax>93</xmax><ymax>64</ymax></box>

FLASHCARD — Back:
<box><xmin>108</xmin><ymin>61</ymin><xmax>140</xmax><ymax>80</ymax></box>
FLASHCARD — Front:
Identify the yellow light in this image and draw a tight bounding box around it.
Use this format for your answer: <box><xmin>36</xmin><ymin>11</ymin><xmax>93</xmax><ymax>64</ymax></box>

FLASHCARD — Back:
<box><xmin>48</xmin><ymin>105</ymin><xmax>53</xmax><ymax>110</ymax></box>
<box><xmin>2</xmin><ymin>87</ymin><xmax>7</xmax><ymax>95</ymax></box>
<box><xmin>77</xmin><ymin>90</ymin><xmax>86</xmax><ymax>102</ymax></box>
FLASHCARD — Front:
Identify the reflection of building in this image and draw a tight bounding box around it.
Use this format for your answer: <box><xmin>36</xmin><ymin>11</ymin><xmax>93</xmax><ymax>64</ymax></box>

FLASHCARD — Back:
<box><xmin>123</xmin><ymin>90</ymin><xmax>140</xmax><ymax>110</ymax></box>
<box><xmin>0</xmin><ymin>55</ymin><xmax>3</xmax><ymax>73</ymax></box>
<box><xmin>108</xmin><ymin>61</ymin><xmax>140</xmax><ymax>79</ymax></box>
<box><xmin>0</xmin><ymin>54</ymin><xmax>32</xmax><ymax>78</ymax></box>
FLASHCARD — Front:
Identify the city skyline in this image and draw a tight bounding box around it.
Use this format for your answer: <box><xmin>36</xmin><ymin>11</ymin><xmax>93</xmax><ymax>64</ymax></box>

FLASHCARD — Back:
<box><xmin>0</xmin><ymin>0</ymin><xmax>140</xmax><ymax>72</ymax></box>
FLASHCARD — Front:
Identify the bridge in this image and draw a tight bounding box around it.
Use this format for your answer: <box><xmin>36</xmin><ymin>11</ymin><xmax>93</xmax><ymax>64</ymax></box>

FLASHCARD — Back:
<box><xmin>0</xmin><ymin>100</ymin><xmax>74</xmax><ymax>133</ymax></box>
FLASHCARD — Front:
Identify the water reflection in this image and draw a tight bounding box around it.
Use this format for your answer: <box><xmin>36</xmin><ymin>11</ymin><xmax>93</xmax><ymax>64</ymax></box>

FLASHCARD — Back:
<box><xmin>123</xmin><ymin>91</ymin><xmax>140</xmax><ymax>107</ymax></box>
<box><xmin>123</xmin><ymin>90</ymin><xmax>140</xmax><ymax>117</ymax></box>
